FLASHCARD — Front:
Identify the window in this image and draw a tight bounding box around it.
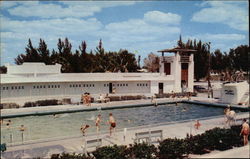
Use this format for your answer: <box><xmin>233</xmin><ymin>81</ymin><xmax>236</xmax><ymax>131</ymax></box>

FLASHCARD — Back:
<box><xmin>104</xmin><ymin>84</ymin><xmax>106</xmax><ymax>87</ymax></box>
<box><xmin>79</xmin><ymin>84</ymin><xmax>81</xmax><ymax>87</ymax></box>
<box><xmin>55</xmin><ymin>85</ymin><xmax>57</xmax><ymax>88</ymax></box>
<box><xmin>40</xmin><ymin>85</ymin><xmax>42</xmax><ymax>88</ymax></box>
<box><xmin>22</xmin><ymin>86</ymin><xmax>24</xmax><ymax>89</ymax></box>
<box><xmin>146</xmin><ymin>84</ymin><xmax>148</xmax><ymax>87</ymax></box>
<box><xmin>48</xmin><ymin>85</ymin><xmax>50</xmax><ymax>88</ymax></box>
<box><xmin>6</xmin><ymin>87</ymin><xmax>8</xmax><ymax>90</ymax></box>
<box><xmin>93</xmin><ymin>84</ymin><xmax>94</xmax><ymax>87</ymax></box>
<box><xmin>69</xmin><ymin>85</ymin><xmax>71</xmax><ymax>88</ymax></box>
<box><xmin>33</xmin><ymin>86</ymin><xmax>36</xmax><ymax>89</ymax></box>
<box><xmin>43</xmin><ymin>85</ymin><xmax>46</xmax><ymax>88</ymax></box>
<box><xmin>73</xmin><ymin>84</ymin><xmax>75</xmax><ymax>87</ymax></box>
<box><xmin>52</xmin><ymin>85</ymin><xmax>54</xmax><ymax>88</ymax></box>
<box><xmin>76</xmin><ymin>85</ymin><xmax>78</xmax><ymax>87</ymax></box>
<box><xmin>89</xmin><ymin>84</ymin><xmax>91</xmax><ymax>87</ymax></box>
<box><xmin>3</xmin><ymin>87</ymin><xmax>5</xmax><ymax>90</ymax></box>
<box><xmin>15</xmin><ymin>86</ymin><xmax>17</xmax><ymax>89</ymax></box>
<box><xmin>140</xmin><ymin>84</ymin><xmax>142</xmax><ymax>86</ymax></box>
<box><xmin>137</xmin><ymin>84</ymin><xmax>139</xmax><ymax>86</ymax></box>
<box><xmin>83</xmin><ymin>84</ymin><xmax>85</xmax><ymax>87</ymax></box>
<box><xmin>126</xmin><ymin>84</ymin><xmax>128</xmax><ymax>86</ymax></box>
<box><xmin>58</xmin><ymin>85</ymin><xmax>60</xmax><ymax>88</ymax></box>
<box><xmin>143</xmin><ymin>84</ymin><xmax>145</xmax><ymax>86</ymax></box>
<box><xmin>11</xmin><ymin>86</ymin><xmax>14</xmax><ymax>90</ymax></box>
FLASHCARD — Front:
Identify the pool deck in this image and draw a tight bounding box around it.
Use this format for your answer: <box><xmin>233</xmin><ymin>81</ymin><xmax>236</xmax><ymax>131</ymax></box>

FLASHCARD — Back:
<box><xmin>1</xmin><ymin>96</ymin><xmax>249</xmax><ymax>118</ymax></box>
<box><xmin>1</xmin><ymin>112</ymin><xmax>249</xmax><ymax>159</ymax></box>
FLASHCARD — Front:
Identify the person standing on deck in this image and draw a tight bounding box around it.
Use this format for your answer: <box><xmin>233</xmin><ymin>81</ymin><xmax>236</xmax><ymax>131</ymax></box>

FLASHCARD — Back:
<box><xmin>95</xmin><ymin>114</ymin><xmax>101</xmax><ymax>132</ymax></box>
<box><xmin>108</xmin><ymin>113</ymin><xmax>116</xmax><ymax>136</ymax></box>
<box><xmin>240</xmin><ymin>119</ymin><xmax>249</xmax><ymax>146</ymax></box>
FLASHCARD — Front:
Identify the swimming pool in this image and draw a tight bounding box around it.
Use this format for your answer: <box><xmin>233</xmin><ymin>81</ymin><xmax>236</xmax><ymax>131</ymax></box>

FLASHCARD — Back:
<box><xmin>0</xmin><ymin>103</ymin><xmax>233</xmax><ymax>144</ymax></box>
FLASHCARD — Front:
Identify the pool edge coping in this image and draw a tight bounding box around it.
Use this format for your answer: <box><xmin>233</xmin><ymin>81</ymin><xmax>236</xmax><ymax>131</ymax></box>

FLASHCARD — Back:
<box><xmin>1</xmin><ymin>100</ymin><xmax>249</xmax><ymax>119</ymax></box>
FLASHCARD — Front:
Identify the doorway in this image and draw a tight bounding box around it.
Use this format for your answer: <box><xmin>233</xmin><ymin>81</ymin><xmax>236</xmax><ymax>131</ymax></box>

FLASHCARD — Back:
<box><xmin>109</xmin><ymin>83</ymin><xmax>113</xmax><ymax>93</ymax></box>
<box><xmin>181</xmin><ymin>63</ymin><xmax>189</xmax><ymax>86</ymax></box>
<box><xmin>159</xmin><ymin>83</ymin><xmax>163</xmax><ymax>94</ymax></box>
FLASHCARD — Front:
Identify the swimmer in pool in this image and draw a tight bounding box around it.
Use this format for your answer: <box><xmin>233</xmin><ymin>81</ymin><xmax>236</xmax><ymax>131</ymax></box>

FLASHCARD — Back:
<box><xmin>6</xmin><ymin>123</ymin><xmax>10</xmax><ymax>130</ymax></box>
<box><xmin>53</xmin><ymin>113</ymin><xmax>59</xmax><ymax>118</ymax></box>
<box><xmin>182</xmin><ymin>108</ymin><xmax>187</xmax><ymax>112</ymax></box>
<box><xmin>19</xmin><ymin>125</ymin><xmax>26</xmax><ymax>131</ymax></box>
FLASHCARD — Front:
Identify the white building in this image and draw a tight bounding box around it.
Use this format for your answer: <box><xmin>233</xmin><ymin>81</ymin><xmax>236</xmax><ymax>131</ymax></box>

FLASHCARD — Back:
<box><xmin>0</xmin><ymin>48</ymin><xmax>196</xmax><ymax>103</ymax></box>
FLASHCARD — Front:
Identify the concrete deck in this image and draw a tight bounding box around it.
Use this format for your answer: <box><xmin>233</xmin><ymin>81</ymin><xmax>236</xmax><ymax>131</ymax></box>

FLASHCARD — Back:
<box><xmin>1</xmin><ymin>112</ymin><xmax>249</xmax><ymax>159</ymax></box>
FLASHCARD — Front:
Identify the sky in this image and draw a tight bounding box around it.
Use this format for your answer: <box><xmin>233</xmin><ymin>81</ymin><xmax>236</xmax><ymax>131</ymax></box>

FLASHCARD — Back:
<box><xmin>0</xmin><ymin>0</ymin><xmax>249</xmax><ymax>65</ymax></box>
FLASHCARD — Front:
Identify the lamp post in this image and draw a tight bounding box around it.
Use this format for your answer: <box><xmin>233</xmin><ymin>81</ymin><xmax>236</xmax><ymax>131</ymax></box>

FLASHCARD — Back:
<box><xmin>206</xmin><ymin>42</ymin><xmax>212</xmax><ymax>98</ymax></box>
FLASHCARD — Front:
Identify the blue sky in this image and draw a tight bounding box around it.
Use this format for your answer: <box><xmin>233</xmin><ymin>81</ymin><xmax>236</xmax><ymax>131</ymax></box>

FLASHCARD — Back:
<box><xmin>0</xmin><ymin>1</ymin><xmax>249</xmax><ymax>65</ymax></box>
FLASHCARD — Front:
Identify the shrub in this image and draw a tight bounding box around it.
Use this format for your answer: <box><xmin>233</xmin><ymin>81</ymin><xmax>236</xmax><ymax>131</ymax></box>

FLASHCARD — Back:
<box><xmin>36</xmin><ymin>99</ymin><xmax>59</xmax><ymax>106</ymax></box>
<box><xmin>23</xmin><ymin>102</ymin><xmax>36</xmax><ymax>107</ymax></box>
<box><xmin>126</xmin><ymin>142</ymin><xmax>157</xmax><ymax>159</ymax></box>
<box><xmin>204</xmin><ymin>128</ymin><xmax>232</xmax><ymax>151</ymax></box>
<box><xmin>0</xmin><ymin>103</ymin><xmax>20</xmax><ymax>109</ymax></box>
<box><xmin>51</xmin><ymin>153</ymin><xmax>93</xmax><ymax>159</ymax></box>
<box><xmin>158</xmin><ymin>138</ymin><xmax>188</xmax><ymax>159</ymax></box>
<box><xmin>223</xmin><ymin>125</ymin><xmax>243</xmax><ymax>147</ymax></box>
<box><xmin>186</xmin><ymin>133</ymin><xmax>211</xmax><ymax>155</ymax></box>
<box><xmin>109</xmin><ymin>96</ymin><xmax>121</xmax><ymax>101</ymax></box>
<box><xmin>50</xmin><ymin>125</ymin><xmax>246</xmax><ymax>159</ymax></box>
<box><xmin>186</xmin><ymin>126</ymin><xmax>244</xmax><ymax>154</ymax></box>
<box><xmin>23</xmin><ymin>100</ymin><xmax>59</xmax><ymax>107</ymax></box>
<box><xmin>92</xmin><ymin>145</ymin><xmax>127</xmax><ymax>159</ymax></box>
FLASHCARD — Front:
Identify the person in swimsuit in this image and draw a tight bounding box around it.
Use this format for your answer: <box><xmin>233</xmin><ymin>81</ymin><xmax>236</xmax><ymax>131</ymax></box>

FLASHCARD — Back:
<box><xmin>19</xmin><ymin>125</ymin><xmax>26</xmax><ymax>131</ymax></box>
<box><xmin>95</xmin><ymin>114</ymin><xmax>101</xmax><ymax>132</ymax></box>
<box><xmin>240</xmin><ymin>119</ymin><xmax>249</xmax><ymax>145</ymax></box>
<box><xmin>87</xmin><ymin>93</ymin><xmax>92</xmax><ymax>106</ymax></box>
<box><xmin>80</xmin><ymin>124</ymin><xmax>90</xmax><ymax>136</ymax></box>
<box><xmin>109</xmin><ymin>113</ymin><xmax>116</xmax><ymax>136</ymax></box>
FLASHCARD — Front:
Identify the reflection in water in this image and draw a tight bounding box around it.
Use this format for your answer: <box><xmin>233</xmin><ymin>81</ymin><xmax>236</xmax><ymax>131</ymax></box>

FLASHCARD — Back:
<box><xmin>1</xmin><ymin>103</ymin><xmax>228</xmax><ymax>144</ymax></box>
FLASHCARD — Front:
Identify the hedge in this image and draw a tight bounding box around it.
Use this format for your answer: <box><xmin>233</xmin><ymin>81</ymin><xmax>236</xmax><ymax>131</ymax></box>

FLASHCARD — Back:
<box><xmin>51</xmin><ymin>125</ymin><xmax>248</xmax><ymax>159</ymax></box>
<box><xmin>23</xmin><ymin>99</ymin><xmax>60</xmax><ymax>107</ymax></box>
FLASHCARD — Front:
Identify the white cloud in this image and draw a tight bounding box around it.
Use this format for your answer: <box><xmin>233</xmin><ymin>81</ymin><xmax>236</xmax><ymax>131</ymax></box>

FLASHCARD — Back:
<box><xmin>191</xmin><ymin>1</ymin><xmax>249</xmax><ymax>31</ymax></box>
<box><xmin>184</xmin><ymin>33</ymin><xmax>246</xmax><ymax>42</ymax></box>
<box><xmin>1</xmin><ymin>9</ymin><xmax>181</xmax><ymax>64</ymax></box>
<box><xmin>144</xmin><ymin>11</ymin><xmax>181</xmax><ymax>24</ymax></box>
<box><xmin>0</xmin><ymin>1</ymin><xmax>18</xmax><ymax>9</ymax></box>
<box><xmin>6</xmin><ymin>1</ymin><xmax>136</xmax><ymax>18</ymax></box>
<box><xmin>182</xmin><ymin>33</ymin><xmax>247</xmax><ymax>53</ymax></box>
<box><xmin>204</xmin><ymin>34</ymin><xmax>245</xmax><ymax>41</ymax></box>
<box><xmin>1</xmin><ymin>17</ymin><xmax>103</xmax><ymax>37</ymax></box>
<box><xmin>105</xmin><ymin>11</ymin><xmax>181</xmax><ymax>43</ymax></box>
